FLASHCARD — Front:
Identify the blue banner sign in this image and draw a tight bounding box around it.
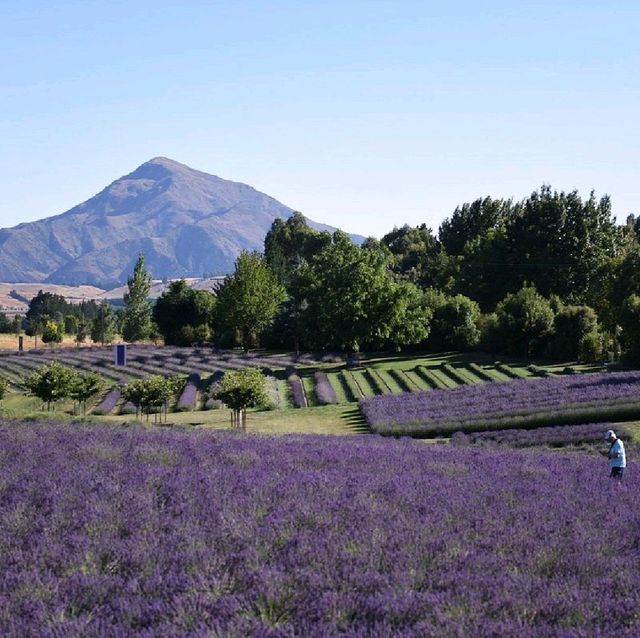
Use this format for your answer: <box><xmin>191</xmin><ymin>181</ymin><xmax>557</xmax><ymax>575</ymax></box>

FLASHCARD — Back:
<box><xmin>115</xmin><ymin>343</ymin><xmax>127</xmax><ymax>366</ymax></box>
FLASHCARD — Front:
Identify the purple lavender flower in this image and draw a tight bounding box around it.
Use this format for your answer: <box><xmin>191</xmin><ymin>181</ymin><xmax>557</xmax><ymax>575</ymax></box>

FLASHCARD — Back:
<box><xmin>176</xmin><ymin>373</ymin><xmax>200</xmax><ymax>411</ymax></box>
<box><xmin>314</xmin><ymin>371</ymin><xmax>338</xmax><ymax>404</ymax></box>
<box><xmin>361</xmin><ymin>370</ymin><xmax>640</xmax><ymax>436</ymax></box>
<box><xmin>1</xmin><ymin>420</ymin><xmax>639</xmax><ymax>636</ymax></box>
<box><xmin>289</xmin><ymin>373</ymin><xmax>306</xmax><ymax>408</ymax></box>
<box><xmin>92</xmin><ymin>388</ymin><xmax>120</xmax><ymax>415</ymax></box>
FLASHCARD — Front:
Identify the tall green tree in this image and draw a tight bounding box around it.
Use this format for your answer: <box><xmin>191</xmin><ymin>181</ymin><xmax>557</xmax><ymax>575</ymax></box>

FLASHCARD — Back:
<box><xmin>494</xmin><ymin>285</ymin><xmax>555</xmax><ymax>357</ymax></box>
<box><xmin>122</xmin><ymin>254</ymin><xmax>152</xmax><ymax>342</ymax></box>
<box><xmin>264</xmin><ymin>212</ymin><xmax>331</xmax><ymax>286</ymax></box>
<box><xmin>454</xmin><ymin>228</ymin><xmax>515</xmax><ymax>312</ymax></box>
<box><xmin>505</xmin><ymin>186</ymin><xmax>619</xmax><ymax>302</ymax></box>
<box><xmin>438</xmin><ymin>196</ymin><xmax>514</xmax><ymax>256</ymax></box>
<box><xmin>425</xmin><ymin>291</ymin><xmax>481</xmax><ymax>351</ymax></box>
<box><xmin>619</xmin><ymin>295</ymin><xmax>640</xmax><ymax>363</ymax></box>
<box><xmin>153</xmin><ymin>280</ymin><xmax>215</xmax><ymax>345</ymax></box>
<box><xmin>545</xmin><ymin>304</ymin><xmax>601</xmax><ymax>363</ymax></box>
<box><xmin>214</xmin><ymin>251</ymin><xmax>286</xmax><ymax>352</ymax></box>
<box><xmin>381</xmin><ymin>224</ymin><xmax>457</xmax><ymax>291</ymax></box>
<box><xmin>0</xmin><ymin>312</ymin><xmax>12</xmax><ymax>333</ymax></box>
<box><xmin>294</xmin><ymin>232</ymin><xmax>429</xmax><ymax>352</ymax></box>
<box><xmin>91</xmin><ymin>302</ymin><xmax>117</xmax><ymax>345</ymax></box>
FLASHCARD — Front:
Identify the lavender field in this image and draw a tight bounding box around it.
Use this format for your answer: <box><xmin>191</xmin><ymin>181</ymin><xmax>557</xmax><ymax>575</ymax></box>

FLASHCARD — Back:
<box><xmin>361</xmin><ymin>370</ymin><xmax>640</xmax><ymax>437</ymax></box>
<box><xmin>1</xmin><ymin>420</ymin><xmax>639</xmax><ymax>636</ymax></box>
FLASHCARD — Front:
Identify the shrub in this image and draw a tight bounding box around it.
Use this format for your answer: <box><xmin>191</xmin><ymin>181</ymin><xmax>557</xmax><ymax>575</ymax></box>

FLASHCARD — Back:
<box><xmin>176</xmin><ymin>373</ymin><xmax>200</xmax><ymax>411</ymax></box>
<box><xmin>289</xmin><ymin>374</ymin><xmax>306</xmax><ymax>408</ymax></box>
<box><xmin>93</xmin><ymin>388</ymin><xmax>121</xmax><ymax>415</ymax></box>
<box><xmin>314</xmin><ymin>371</ymin><xmax>338</xmax><ymax>404</ymax></box>
<box><xmin>495</xmin><ymin>285</ymin><xmax>554</xmax><ymax>357</ymax></box>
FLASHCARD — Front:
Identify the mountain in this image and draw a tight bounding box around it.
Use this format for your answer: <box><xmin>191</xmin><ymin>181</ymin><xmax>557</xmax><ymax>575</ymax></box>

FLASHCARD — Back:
<box><xmin>0</xmin><ymin>157</ymin><xmax>362</xmax><ymax>287</ymax></box>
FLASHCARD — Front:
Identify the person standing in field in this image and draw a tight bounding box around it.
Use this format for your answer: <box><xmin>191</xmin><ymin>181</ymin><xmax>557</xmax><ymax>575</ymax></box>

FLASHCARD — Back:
<box><xmin>605</xmin><ymin>430</ymin><xmax>626</xmax><ymax>480</ymax></box>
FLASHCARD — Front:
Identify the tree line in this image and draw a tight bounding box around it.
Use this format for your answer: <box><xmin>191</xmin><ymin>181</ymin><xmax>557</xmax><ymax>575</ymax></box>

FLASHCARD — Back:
<box><xmin>5</xmin><ymin>184</ymin><xmax>640</xmax><ymax>363</ymax></box>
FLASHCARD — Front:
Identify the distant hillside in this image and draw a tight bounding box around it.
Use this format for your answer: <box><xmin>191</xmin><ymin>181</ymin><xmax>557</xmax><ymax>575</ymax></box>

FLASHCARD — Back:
<box><xmin>0</xmin><ymin>278</ymin><xmax>228</xmax><ymax>316</ymax></box>
<box><xmin>0</xmin><ymin>283</ymin><xmax>106</xmax><ymax>316</ymax></box>
<box><xmin>0</xmin><ymin>157</ymin><xmax>362</xmax><ymax>287</ymax></box>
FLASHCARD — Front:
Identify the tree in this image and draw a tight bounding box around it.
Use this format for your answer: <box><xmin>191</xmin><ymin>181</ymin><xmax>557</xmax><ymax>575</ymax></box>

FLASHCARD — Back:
<box><xmin>438</xmin><ymin>196</ymin><xmax>513</xmax><ymax>256</ymax></box>
<box><xmin>25</xmin><ymin>316</ymin><xmax>44</xmax><ymax>348</ymax></box>
<box><xmin>264</xmin><ymin>212</ymin><xmax>331</xmax><ymax>286</ymax></box>
<box><xmin>64</xmin><ymin>315</ymin><xmax>79</xmax><ymax>335</ymax></box>
<box><xmin>41</xmin><ymin>318</ymin><xmax>63</xmax><ymax>345</ymax></box>
<box><xmin>426</xmin><ymin>292</ymin><xmax>481</xmax><ymax>351</ymax></box>
<box><xmin>214</xmin><ymin>251</ymin><xmax>286</xmax><ymax>352</ymax></box>
<box><xmin>122</xmin><ymin>375</ymin><xmax>178</xmax><ymax>422</ymax></box>
<box><xmin>153</xmin><ymin>280</ymin><xmax>215</xmax><ymax>346</ymax></box>
<box><xmin>454</xmin><ymin>228</ymin><xmax>515</xmax><ymax>312</ymax></box>
<box><xmin>495</xmin><ymin>285</ymin><xmax>555</xmax><ymax>357</ymax></box>
<box><xmin>212</xmin><ymin>367</ymin><xmax>268</xmax><ymax>428</ymax></box>
<box><xmin>25</xmin><ymin>291</ymin><xmax>71</xmax><ymax>324</ymax></box>
<box><xmin>505</xmin><ymin>186</ymin><xmax>619</xmax><ymax>302</ymax></box>
<box><xmin>381</xmin><ymin>224</ymin><xmax>458</xmax><ymax>291</ymax></box>
<box><xmin>545</xmin><ymin>305</ymin><xmax>602</xmax><ymax>363</ymax></box>
<box><xmin>0</xmin><ymin>312</ymin><xmax>12</xmax><ymax>333</ymax></box>
<box><xmin>293</xmin><ymin>232</ymin><xmax>429</xmax><ymax>352</ymax></box>
<box><xmin>91</xmin><ymin>303</ymin><xmax>117</xmax><ymax>345</ymax></box>
<box><xmin>24</xmin><ymin>362</ymin><xmax>76</xmax><ymax>410</ymax></box>
<box><xmin>70</xmin><ymin>372</ymin><xmax>104</xmax><ymax>415</ymax></box>
<box><xmin>75</xmin><ymin>318</ymin><xmax>88</xmax><ymax>346</ymax></box>
<box><xmin>122</xmin><ymin>254</ymin><xmax>153</xmax><ymax>342</ymax></box>
<box><xmin>619</xmin><ymin>295</ymin><xmax>640</xmax><ymax>363</ymax></box>
<box><xmin>0</xmin><ymin>377</ymin><xmax>8</xmax><ymax>401</ymax></box>
<box><xmin>12</xmin><ymin>315</ymin><xmax>22</xmax><ymax>337</ymax></box>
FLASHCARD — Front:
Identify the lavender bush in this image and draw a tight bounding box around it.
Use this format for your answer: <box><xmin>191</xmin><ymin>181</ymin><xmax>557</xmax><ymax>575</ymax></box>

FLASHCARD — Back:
<box><xmin>362</xmin><ymin>370</ymin><xmax>640</xmax><ymax>436</ymax></box>
<box><xmin>0</xmin><ymin>419</ymin><xmax>639</xmax><ymax>636</ymax></box>
<box><xmin>119</xmin><ymin>401</ymin><xmax>137</xmax><ymax>416</ymax></box>
<box><xmin>92</xmin><ymin>388</ymin><xmax>120</xmax><ymax>415</ymax></box>
<box><xmin>314</xmin><ymin>371</ymin><xmax>338</xmax><ymax>404</ymax></box>
<box><xmin>453</xmin><ymin>422</ymin><xmax>631</xmax><ymax>448</ymax></box>
<box><xmin>289</xmin><ymin>373</ymin><xmax>306</xmax><ymax>407</ymax></box>
<box><xmin>176</xmin><ymin>373</ymin><xmax>200</xmax><ymax>411</ymax></box>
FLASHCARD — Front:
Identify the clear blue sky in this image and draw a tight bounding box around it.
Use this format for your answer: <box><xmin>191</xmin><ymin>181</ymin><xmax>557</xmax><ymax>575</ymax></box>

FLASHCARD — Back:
<box><xmin>1</xmin><ymin>0</ymin><xmax>638</xmax><ymax>237</ymax></box>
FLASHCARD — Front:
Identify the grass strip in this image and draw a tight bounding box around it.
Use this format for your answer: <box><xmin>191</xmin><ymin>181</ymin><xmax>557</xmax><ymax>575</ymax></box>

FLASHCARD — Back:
<box><xmin>430</xmin><ymin>368</ymin><xmax>459</xmax><ymax>389</ymax></box>
<box><xmin>495</xmin><ymin>363</ymin><xmax>528</xmax><ymax>379</ymax></box>
<box><xmin>387</xmin><ymin>369</ymin><xmax>413</xmax><ymax>392</ymax></box>
<box><xmin>414</xmin><ymin>366</ymin><xmax>448</xmax><ymax>390</ymax></box>
<box><xmin>341</xmin><ymin>370</ymin><xmax>363</xmax><ymax>400</ymax></box>
<box><xmin>467</xmin><ymin>363</ymin><xmax>499</xmax><ymax>383</ymax></box>
<box><xmin>364</xmin><ymin>368</ymin><xmax>392</xmax><ymax>394</ymax></box>
<box><xmin>353</xmin><ymin>370</ymin><xmax>377</xmax><ymax>397</ymax></box>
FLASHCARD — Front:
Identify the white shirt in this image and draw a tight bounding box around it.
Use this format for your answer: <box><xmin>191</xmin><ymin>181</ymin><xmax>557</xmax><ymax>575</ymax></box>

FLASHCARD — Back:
<box><xmin>609</xmin><ymin>439</ymin><xmax>626</xmax><ymax>468</ymax></box>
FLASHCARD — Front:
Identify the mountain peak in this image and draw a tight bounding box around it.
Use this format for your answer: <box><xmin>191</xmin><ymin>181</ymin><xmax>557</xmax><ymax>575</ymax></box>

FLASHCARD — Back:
<box><xmin>145</xmin><ymin>156</ymin><xmax>189</xmax><ymax>169</ymax></box>
<box><xmin>127</xmin><ymin>156</ymin><xmax>193</xmax><ymax>181</ymax></box>
<box><xmin>0</xmin><ymin>159</ymin><xmax>364</xmax><ymax>287</ymax></box>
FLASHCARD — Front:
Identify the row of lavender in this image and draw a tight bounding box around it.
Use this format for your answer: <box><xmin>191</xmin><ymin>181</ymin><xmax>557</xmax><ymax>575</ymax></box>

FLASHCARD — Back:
<box><xmin>361</xmin><ymin>370</ymin><xmax>640</xmax><ymax>437</ymax></box>
<box><xmin>451</xmin><ymin>422</ymin><xmax>631</xmax><ymax>448</ymax></box>
<box><xmin>1</xmin><ymin>420</ymin><xmax>638</xmax><ymax>636</ymax></box>
<box><xmin>0</xmin><ymin>346</ymin><xmax>325</xmax><ymax>385</ymax></box>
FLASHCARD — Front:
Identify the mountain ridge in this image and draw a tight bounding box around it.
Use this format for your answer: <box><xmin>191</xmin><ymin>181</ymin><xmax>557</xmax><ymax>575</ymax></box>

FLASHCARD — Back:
<box><xmin>0</xmin><ymin>158</ymin><xmax>360</xmax><ymax>287</ymax></box>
